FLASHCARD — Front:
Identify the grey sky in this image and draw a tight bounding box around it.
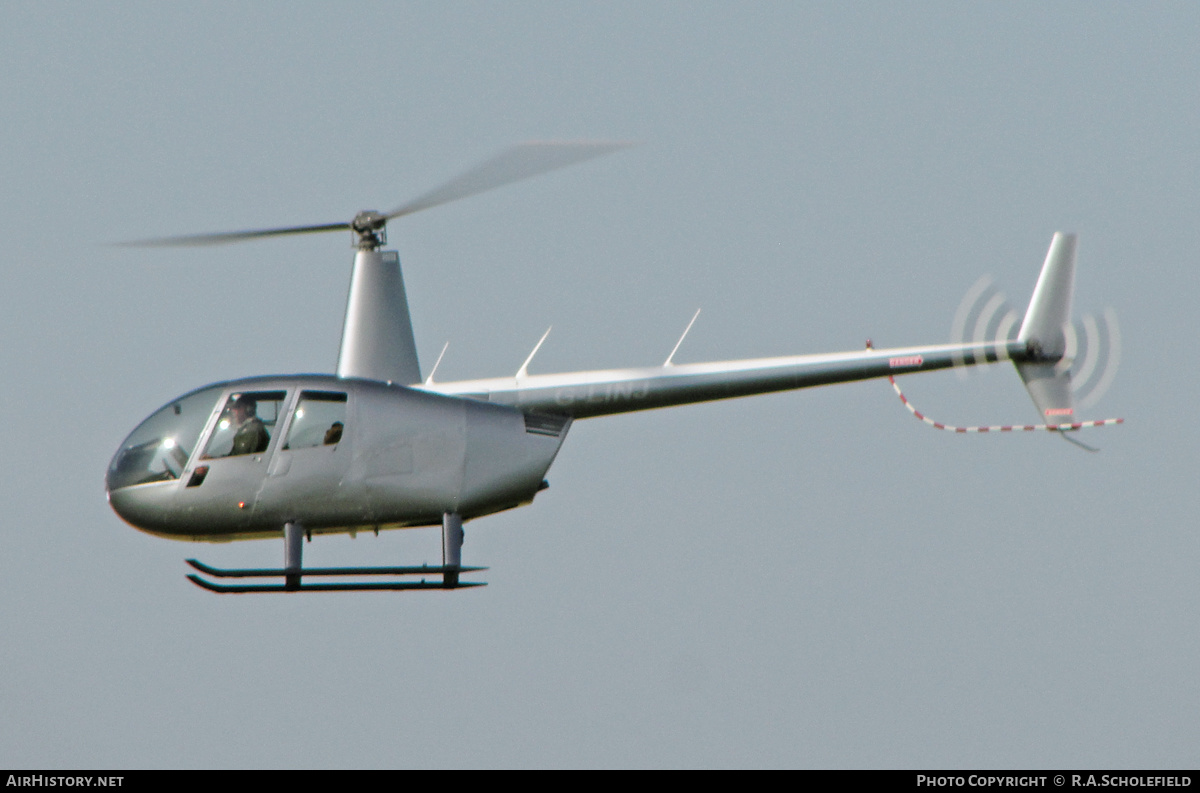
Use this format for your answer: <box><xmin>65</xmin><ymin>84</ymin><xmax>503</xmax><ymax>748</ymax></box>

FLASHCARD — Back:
<box><xmin>1</xmin><ymin>2</ymin><xmax>1196</xmax><ymax>768</ymax></box>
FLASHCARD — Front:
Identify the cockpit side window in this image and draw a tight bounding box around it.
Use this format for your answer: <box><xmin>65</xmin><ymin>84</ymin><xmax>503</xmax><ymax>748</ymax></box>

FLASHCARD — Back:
<box><xmin>284</xmin><ymin>391</ymin><xmax>348</xmax><ymax>450</ymax></box>
<box><xmin>202</xmin><ymin>391</ymin><xmax>287</xmax><ymax>459</ymax></box>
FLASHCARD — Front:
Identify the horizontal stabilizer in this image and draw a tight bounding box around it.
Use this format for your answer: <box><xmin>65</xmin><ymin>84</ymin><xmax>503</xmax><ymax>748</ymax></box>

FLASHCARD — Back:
<box><xmin>1016</xmin><ymin>361</ymin><xmax>1077</xmax><ymax>423</ymax></box>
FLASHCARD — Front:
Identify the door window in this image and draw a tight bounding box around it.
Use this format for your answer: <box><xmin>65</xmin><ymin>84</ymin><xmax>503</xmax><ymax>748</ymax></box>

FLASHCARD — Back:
<box><xmin>284</xmin><ymin>391</ymin><xmax>348</xmax><ymax>449</ymax></box>
<box><xmin>202</xmin><ymin>391</ymin><xmax>287</xmax><ymax>458</ymax></box>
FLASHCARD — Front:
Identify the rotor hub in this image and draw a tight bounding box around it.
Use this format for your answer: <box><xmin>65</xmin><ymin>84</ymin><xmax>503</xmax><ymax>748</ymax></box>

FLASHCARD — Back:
<box><xmin>350</xmin><ymin>210</ymin><xmax>387</xmax><ymax>250</ymax></box>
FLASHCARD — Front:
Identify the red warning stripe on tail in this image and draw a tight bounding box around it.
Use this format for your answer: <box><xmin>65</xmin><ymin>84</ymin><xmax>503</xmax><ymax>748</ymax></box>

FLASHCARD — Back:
<box><xmin>888</xmin><ymin>376</ymin><xmax>1123</xmax><ymax>434</ymax></box>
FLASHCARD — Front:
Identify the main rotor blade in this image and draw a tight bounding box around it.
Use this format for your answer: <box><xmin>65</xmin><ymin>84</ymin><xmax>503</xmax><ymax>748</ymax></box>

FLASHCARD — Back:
<box><xmin>119</xmin><ymin>221</ymin><xmax>351</xmax><ymax>247</ymax></box>
<box><xmin>118</xmin><ymin>141</ymin><xmax>631</xmax><ymax>247</ymax></box>
<box><xmin>385</xmin><ymin>140</ymin><xmax>633</xmax><ymax>221</ymax></box>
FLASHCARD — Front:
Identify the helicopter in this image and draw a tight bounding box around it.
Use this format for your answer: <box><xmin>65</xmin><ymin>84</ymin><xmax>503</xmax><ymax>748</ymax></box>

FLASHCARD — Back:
<box><xmin>106</xmin><ymin>142</ymin><xmax>1121</xmax><ymax>593</ymax></box>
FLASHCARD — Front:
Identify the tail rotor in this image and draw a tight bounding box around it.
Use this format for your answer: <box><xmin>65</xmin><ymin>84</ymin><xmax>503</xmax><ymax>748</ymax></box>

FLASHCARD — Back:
<box><xmin>950</xmin><ymin>278</ymin><xmax>1120</xmax><ymax>406</ymax></box>
<box><xmin>1066</xmin><ymin>308</ymin><xmax>1122</xmax><ymax>409</ymax></box>
<box><xmin>950</xmin><ymin>275</ymin><xmax>1021</xmax><ymax>377</ymax></box>
<box><xmin>903</xmin><ymin>233</ymin><xmax>1125</xmax><ymax>447</ymax></box>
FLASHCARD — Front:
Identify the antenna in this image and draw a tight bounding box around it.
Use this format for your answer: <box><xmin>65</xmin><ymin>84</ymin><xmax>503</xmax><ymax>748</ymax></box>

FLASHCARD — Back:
<box><xmin>517</xmin><ymin>327</ymin><xmax>552</xmax><ymax>379</ymax></box>
<box><xmin>664</xmin><ymin>309</ymin><xmax>701</xmax><ymax>366</ymax></box>
<box><xmin>424</xmin><ymin>342</ymin><xmax>450</xmax><ymax>386</ymax></box>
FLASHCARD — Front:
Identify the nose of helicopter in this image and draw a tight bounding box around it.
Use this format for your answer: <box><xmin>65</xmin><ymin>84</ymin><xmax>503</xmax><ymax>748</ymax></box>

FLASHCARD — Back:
<box><xmin>107</xmin><ymin>478</ymin><xmax>181</xmax><ymax>536</ymax></box>
<box><xmin>106</xmin><ymin>384</ymin><xmax>226</xmax><ymax>536</ymax></box>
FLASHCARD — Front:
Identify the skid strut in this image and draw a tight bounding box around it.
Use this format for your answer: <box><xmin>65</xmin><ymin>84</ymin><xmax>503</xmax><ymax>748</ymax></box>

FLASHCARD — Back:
<box><xmin>186</xmin><ymin>513</ymin><xmax>485</xmax><ymax>593</ymax></box>
<box><xmin>284</xmin><ymin>521</ymin><xmax>303</xmax><ymax>591</ymax></box>
<box><xmin>443</xmin><ymin>512</ymin><xmax>463</xmax><ymax>587</ymax></box>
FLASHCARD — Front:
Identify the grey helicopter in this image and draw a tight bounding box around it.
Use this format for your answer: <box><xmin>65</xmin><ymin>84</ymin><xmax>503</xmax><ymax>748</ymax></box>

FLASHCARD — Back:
<box><xmin>106</xmin><ymin>142</ymin><xmax>1120</xmax><ymax>592</ymax></box>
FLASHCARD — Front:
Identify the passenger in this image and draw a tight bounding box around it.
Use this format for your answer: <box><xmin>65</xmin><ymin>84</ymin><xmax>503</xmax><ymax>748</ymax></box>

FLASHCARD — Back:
<box><xmin>323</xmin><ymin>422</ymin><xmax>344</xmax><ymax>445</ymax></box>
<box><xmin>229</xmin><ymin>395</ymin><xmax>270</xmax><ymax>455</ymax></box>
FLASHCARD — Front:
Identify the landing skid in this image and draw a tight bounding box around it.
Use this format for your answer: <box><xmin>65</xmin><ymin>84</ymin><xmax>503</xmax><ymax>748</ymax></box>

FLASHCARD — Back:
<box><xmin>186</xmin><ymin>559</ymin><xmax>487</xmax><ymax>593</ymax></box>
<box><xmin>186</xmin><ymin>513</ymin><xmax>485</xmax><ymax>593</ymax></box>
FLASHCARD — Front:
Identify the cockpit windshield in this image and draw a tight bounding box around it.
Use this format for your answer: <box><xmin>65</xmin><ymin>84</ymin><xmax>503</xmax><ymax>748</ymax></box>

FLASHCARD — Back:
<box><xmin>107</xmin><ymin>385</ymin><xmax>224</xmax><ymax>491</ymax></box>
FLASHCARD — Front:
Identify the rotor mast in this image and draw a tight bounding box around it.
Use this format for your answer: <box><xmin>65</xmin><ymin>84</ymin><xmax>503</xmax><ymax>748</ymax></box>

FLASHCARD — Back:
<box><xmin>337</xmin><ymin>246</ymin><xmax>422</xmax><ymax>384</ymax></box>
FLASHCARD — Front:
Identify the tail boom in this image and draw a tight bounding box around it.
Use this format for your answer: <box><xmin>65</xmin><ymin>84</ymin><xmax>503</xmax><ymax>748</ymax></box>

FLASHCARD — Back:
<box><xmin>423</xmin><ymin>339</ymin><xmax>1029</xmax><ymax>419</ymax></box>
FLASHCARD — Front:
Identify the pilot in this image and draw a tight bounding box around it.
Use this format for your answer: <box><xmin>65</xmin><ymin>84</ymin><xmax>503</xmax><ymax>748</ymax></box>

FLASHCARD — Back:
<box><xmin>229</xmin><ymin>394</ymin><xmax>270</xmax><ymax>456</ymax></box>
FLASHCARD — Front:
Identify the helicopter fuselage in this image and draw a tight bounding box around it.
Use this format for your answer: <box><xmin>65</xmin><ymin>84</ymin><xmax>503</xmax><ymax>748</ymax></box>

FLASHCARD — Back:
<box><xmin>106</xmin><ymin>375</ymin><xmax>569</xmax><ymax>542</ymax></box>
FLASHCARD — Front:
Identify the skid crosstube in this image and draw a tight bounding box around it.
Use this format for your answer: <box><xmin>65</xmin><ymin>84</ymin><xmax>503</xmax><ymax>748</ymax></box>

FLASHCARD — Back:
<box><xmin>185</xmin><ymin>558</ymin><xmax>487</xmax><ymax>594</ymax></box>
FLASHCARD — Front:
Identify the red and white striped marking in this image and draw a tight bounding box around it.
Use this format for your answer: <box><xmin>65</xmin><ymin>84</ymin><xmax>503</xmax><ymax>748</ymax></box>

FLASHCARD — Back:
<box><xmin>888</xmin><ymin>376</ymin><xmax>1123</xmax><ymax>433</ymax></box>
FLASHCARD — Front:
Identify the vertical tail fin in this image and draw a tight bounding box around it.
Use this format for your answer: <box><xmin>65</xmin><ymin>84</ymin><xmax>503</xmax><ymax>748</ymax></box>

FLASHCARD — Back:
<box><xmin>1015</xmin><ymin>233</ymin><xmax>1078</xmax><ymax>423</ymax></box>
